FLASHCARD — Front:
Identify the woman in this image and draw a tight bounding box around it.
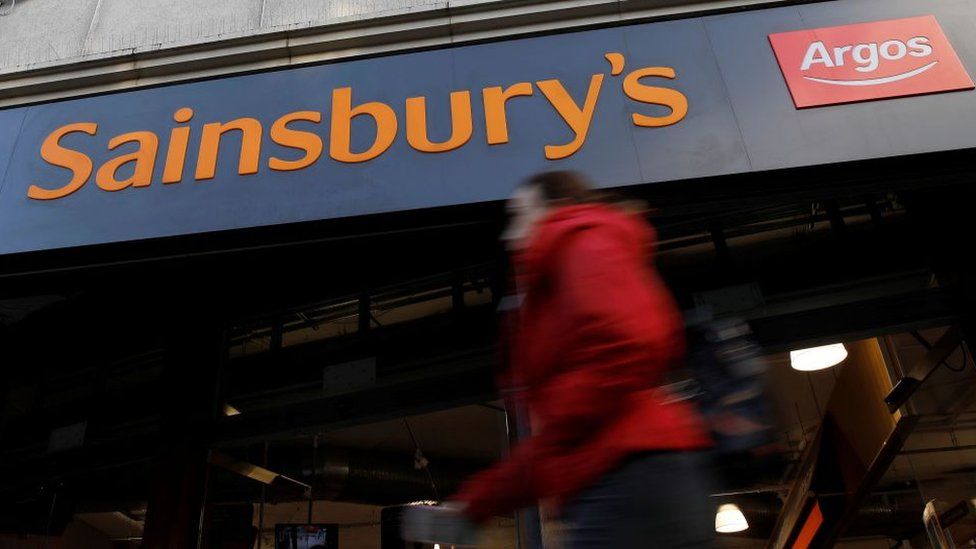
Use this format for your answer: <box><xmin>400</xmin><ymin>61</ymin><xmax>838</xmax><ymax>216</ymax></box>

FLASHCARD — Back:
<box><xmin>454</xmin><ymin>171</ymin><xmax>715</xmax><ymax>548</ymax></box>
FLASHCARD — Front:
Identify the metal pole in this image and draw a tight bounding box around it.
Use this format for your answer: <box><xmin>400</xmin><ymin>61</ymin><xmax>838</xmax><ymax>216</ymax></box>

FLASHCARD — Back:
<box><xmin>257</xmin><ymin>441</ymin><xmax>268</xmax><ymax>549</ymax></box>
<box><xmin>41</xmin><ymin>487</ymin><xmax>58</xmax><ymax>549</ymax></box>
<box><xmin>308</xmin><ymin>435</ymin><xmax>318</xmax><ymax>524</ymax></box>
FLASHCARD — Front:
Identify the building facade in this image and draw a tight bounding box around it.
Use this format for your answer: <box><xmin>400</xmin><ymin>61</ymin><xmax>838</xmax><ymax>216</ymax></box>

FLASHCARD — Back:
<box><xmin>2</xmin><ymin>0</ymin><xmax>976</xmax><ymax>547</ymax></box>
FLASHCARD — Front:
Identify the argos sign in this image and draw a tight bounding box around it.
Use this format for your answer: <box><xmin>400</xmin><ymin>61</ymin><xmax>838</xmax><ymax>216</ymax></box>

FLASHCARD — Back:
<box><xmin>769</xmin><ymin>16</ymin><xmax>974</xmax><ymax>108</ymax></box>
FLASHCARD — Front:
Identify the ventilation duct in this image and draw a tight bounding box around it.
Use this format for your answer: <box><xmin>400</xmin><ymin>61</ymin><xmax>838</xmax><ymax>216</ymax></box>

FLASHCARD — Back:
<box><xmin>270</xmin><ymin>448</ymin><xmax>485</xmax><ymax>506</ymax></box>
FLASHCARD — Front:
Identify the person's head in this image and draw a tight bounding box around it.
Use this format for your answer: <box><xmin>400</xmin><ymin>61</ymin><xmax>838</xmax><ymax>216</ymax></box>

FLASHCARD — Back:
<box><xmin>502</xmin><ymin>171</ymin><xmax>644</xmax><ymax>249</ymax></box>
<box><xmin>502</xmin><ymin>171</ymin><xmax>600</xmax><ymax>249</ymax></box>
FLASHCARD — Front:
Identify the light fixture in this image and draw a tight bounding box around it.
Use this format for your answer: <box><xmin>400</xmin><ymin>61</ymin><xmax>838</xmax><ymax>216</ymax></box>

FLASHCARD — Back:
<box><xmin>223</xmin><ymin>403</ymin><xmax>242</xmax><ymax>416</ymax></box>
<box><xmin>790</xmin><ymin>343</ymin><xmax>848</xmax><ymax>372</ymax></box>
<box><xmin>715</xmin><ymin>503</ymin><xmax>749</xmax><ymax>534</ymax></box>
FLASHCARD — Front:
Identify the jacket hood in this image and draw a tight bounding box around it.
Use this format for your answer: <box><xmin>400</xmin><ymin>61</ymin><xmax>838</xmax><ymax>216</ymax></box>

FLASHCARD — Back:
<box><xmin>516</xmin><ymin>203</ymin><xmax>657</xmax><ymax>285</ymax></box>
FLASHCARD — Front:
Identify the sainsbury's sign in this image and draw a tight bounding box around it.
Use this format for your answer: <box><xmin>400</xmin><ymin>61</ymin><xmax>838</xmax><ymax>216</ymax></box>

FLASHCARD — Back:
<box><xmin>769</xmin><ymin>15</ymin><xmax>974</xmax><ymax>108</ymax></box>
<box><xmin>25</xmin><ymin>53</ymin><xmax>686</xmax><ymax>202</ymax></box>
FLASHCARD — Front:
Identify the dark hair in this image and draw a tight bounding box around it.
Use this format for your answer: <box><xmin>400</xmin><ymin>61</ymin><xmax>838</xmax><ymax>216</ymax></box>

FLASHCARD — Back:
<box><xmin>525</xmin><ymin>171</ymin><xmax>602</xmax><ymax>204</ymax></box>
<box><xmin>523</xmin><ymin>171</ymin><xmax>647</xmax><ymax>213</ymax></box>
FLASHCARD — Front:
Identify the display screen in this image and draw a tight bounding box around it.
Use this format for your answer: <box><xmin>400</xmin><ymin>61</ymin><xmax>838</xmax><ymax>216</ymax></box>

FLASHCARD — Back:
<box><xmin>274</xmin><ymin>524</ymin><xmax>338</xmax><ymax>549</ymax></box>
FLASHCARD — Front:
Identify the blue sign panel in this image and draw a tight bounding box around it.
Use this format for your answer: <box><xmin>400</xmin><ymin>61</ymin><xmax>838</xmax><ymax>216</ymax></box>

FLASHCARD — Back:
<box><xmin>1</xmin><ymin>0</ymin><xmax>975</xmax><ymax>254</ymax></box>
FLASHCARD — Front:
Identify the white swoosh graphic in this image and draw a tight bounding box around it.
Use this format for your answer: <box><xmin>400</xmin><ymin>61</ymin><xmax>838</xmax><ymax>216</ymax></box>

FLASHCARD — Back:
<box><xmin>803</xmin><ymin>60</ymin><xmax>939</xmax><ymax>86</ymax></box>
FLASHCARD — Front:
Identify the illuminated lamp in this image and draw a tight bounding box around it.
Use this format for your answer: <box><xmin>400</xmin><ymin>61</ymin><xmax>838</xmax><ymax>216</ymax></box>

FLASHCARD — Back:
<box><xmin>790</xmin><ymin>343</ymin><xmax>848</xmax><ymax>372</ymax></box>
<box><xmin>715</xmin><ymin>503</ymin><xmax>749</xmax><ymax>534</ymax></box>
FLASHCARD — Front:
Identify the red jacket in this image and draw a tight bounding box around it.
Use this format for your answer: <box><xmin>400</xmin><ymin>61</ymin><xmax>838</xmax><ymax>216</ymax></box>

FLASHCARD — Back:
<box><xmin>455</xmin><ymin>204</ymin><xmax>711</xmax><ymax>521</ymax></box>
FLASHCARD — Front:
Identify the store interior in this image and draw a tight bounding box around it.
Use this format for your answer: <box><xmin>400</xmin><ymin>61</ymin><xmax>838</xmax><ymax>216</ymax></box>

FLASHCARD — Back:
<box><xmin>1</xmin><ymin>150</ymin><xmax>975</xmax><ymax>547</ymax></box>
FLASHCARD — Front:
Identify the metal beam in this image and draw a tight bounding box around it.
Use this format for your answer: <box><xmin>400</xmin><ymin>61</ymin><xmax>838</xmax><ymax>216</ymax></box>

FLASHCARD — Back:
<box><xmin>208</xmin><ymin>450</ymin><xmax>310</xmax><ymax>500</ymax></box>
<box><xmin>885</xmin><ymin>326</ymin><xmax>963</xmax><ymax>412</ymax></box>
<box><xmin>751</xmin><ymin>290</ymin><xmax>956</xmax><ymax>353</ymax></box>
<box><xmin>215</xmin><ymin>358</ymin><xmax>496</xmax><ymax>447</ymax></box>
<box><xmin>767</xmin><ymin>339</ymin><xmax>918</xmax><ymax>548</ymax></box>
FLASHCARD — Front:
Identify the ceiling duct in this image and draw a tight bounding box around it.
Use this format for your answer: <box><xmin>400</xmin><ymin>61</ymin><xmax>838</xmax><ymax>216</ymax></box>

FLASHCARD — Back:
<box><xmin>303</xmin><ymin>449</ymin><xmax>482</xmax><ymax>506</ymax></box>
<box><xmin>251</xmin><ymin>447</ymin><xmax>487</xmax><ymax>507</ymax></box>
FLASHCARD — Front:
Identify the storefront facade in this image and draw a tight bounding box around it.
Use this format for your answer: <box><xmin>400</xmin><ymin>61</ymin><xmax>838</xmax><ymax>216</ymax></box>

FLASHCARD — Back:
<box><xmin>3</xmin><ymin>0</ymin><xmax>976</xmax><ymax>253</ymax></box>
<box><xmin>2</xmin><ymin>0</ymin><xmax>976</xmax><ymax>547</ymax></box>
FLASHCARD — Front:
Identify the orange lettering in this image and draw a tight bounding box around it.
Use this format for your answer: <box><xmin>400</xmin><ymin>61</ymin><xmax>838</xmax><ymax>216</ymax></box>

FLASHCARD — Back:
<box><xmin>269</xmin><ymin>111</ymin><xmax>323</xmax><ymax>171</ymax></box>
<box><xmin>163</xmin><ymin>107</ymin><xmax>194</xmax><ymax>184</ymax></box>
<box><xmin>536</xmin><ymin>75</ymin><xmax>604</xmax><ymax>160</ymax></box>
<box><xmin>482</xmin><ymin>83</ymin><xmax>533</xmax><ymax>145</ymax></box>
<box><xmin>406</xmin><ymin>92</ymin><xmax>473</xmax><ymax>153</ymax></box>
<box><xmin>28</xmin><ymin>123</ymin><xmax>97</xmax><ymax>200</ymax></box>
<box><xmin>623</xmin><ymin>67</ymin><xmax>688</xmax><ymax>127</ymax></box>
<box><xmin>604</xmin><ymin>52</ymin><xmax>625</xmax><ymax>76</ymax></box>
<box><xmin>196</xmin><ymin>118</ymin><xmax>263</xmax><ymax>180</ymax></box>
<box><xmin>330</xmin><ymin>87</ymin><xmax>397</xmax><ymax>163</ymax></box>
<box><xmin>96</xmin><ymin>131</ymin><xmax>159</xmax><ymax>191</ymax></box>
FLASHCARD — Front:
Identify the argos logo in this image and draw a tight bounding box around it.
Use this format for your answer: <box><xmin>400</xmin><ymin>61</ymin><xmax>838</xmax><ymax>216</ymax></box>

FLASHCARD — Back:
<box><xmin>769</xmin><ymin>15</ymin><xmax>974</xmax><ymax>108</ymax></box>
<box><xmin>800</xmin><ymin>37</ymin><xmax>933</xmax><ymax>77</ymax></box>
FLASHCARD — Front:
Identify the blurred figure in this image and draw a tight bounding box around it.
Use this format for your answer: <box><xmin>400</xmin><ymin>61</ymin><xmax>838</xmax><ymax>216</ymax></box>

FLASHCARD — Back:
<box><xmin>452</xmin><ymin>171</ymin><xmax>716</xmax><ymax>548</ymax></box>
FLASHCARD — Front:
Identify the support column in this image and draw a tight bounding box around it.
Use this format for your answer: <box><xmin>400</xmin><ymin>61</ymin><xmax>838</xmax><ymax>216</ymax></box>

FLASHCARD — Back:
<box><xmin>142</xmin><ymin>303</ymin><xmax>225</xmax><ymax>549</ymax></box>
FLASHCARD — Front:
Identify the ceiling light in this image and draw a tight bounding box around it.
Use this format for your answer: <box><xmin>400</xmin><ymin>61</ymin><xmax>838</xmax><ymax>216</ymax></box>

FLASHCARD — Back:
<box><xmin>715</xmin><ymin>503</ymin><xmax>749</xmax><ymax>534</ymax></box>
<box><xmin>790</xmin><ymin>343</ymin><xmax>848</xmax><ymax>371</ymax></box>
<box><xmin>223</xmin><ymin>404</ymin><xmax>242</xmax><ymax>416</ymax></box>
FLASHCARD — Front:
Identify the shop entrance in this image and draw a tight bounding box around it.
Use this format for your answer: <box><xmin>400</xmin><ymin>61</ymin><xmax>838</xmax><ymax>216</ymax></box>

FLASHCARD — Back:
<box><xmin>1</xmin><ymin>150</ymin><xmax>975</xmax><ymax>548</ymax></box>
